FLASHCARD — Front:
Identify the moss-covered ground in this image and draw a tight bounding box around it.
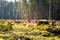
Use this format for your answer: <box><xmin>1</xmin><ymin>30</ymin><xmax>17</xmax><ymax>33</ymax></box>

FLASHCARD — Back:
<box><xmin>0</xmin><ymin>20</ymin><xmax>60</xmax><ymax>40</ymax></box>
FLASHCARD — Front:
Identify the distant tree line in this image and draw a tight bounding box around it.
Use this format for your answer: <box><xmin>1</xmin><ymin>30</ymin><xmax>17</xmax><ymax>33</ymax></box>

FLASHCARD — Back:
<box><xmin>19</xmin><ymin>0</ymin><xmax>60</xmax><ymax>20</ymax></box>
<box><xmin>0</xmin><ymin>0</ymin><xmax>19</xmax><ymax>20</ymax></box>
<box><xmin>0</xmin><ymin>0</ymin><xmax>60</xmax><ymax>20</ymax></box>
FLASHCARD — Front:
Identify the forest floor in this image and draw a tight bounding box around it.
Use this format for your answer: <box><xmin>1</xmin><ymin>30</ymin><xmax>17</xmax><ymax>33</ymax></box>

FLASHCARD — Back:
<box><xmin>0</xmin><ymin>20</ymin><xmax>60</xmax><ymax>40</ymax></box>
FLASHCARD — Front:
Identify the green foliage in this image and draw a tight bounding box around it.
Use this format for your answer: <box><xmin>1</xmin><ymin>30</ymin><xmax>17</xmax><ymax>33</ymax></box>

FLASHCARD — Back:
<box><xmin>0</xmin><ymin>22</ymin><xmax>13</xmax><ymax>32</ymax></box>
<box><xmin>23</xmin><ymin>0</ymin><xmax>29</xmax><ymax>9</ymax></box>
<box><xmin>0</xmin><ymin>21</ymin><xmax>60</xmax><ymax>40</ymax></box>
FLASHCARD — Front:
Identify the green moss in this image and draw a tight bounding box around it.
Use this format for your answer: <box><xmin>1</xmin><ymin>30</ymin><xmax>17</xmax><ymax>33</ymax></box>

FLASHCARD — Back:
<box><xmin>0</xmin><ymin>38</ymin><xmax>4</xmax><ymax>40</ymax></box>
